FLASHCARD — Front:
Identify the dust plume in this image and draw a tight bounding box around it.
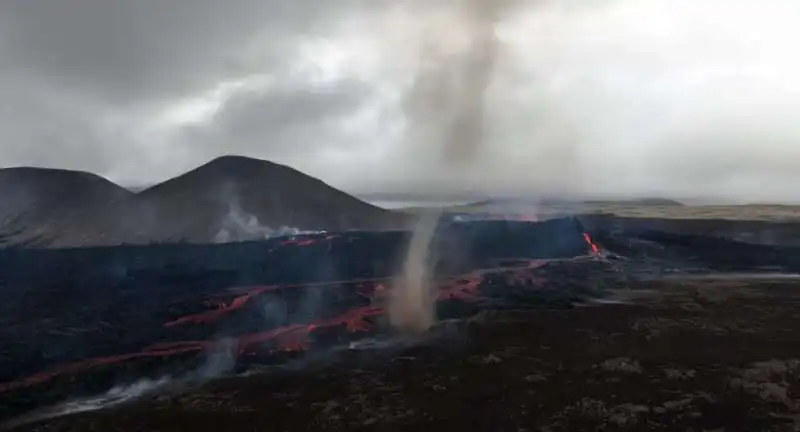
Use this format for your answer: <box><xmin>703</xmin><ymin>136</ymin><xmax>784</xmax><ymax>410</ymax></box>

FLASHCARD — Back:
<box><xmin>389</xmin><ymin>209</ymin><xmax>439</xmax><ymax>334</ymax></box>
<box><xmin>389</xmin><ymin>0</ymin><xmax>512</xmax><ymax>334</ymax></box>
<box><xmin>401</xmin><ymin>0</ymin><xmax>514</xmax><ymax>169</ymax></box>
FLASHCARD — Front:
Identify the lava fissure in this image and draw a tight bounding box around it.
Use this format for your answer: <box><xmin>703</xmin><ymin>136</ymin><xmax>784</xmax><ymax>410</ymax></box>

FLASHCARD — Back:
<box><xmin>0</xmin><ymin>259</ymin><xmax>596</xmax><ymax>395</ymax></box>
<box><xmin>0</xmin><ymin>217</ymin><xmax>609</xmax><ymax>423</ymax></box>
<box><xmin>161</xmin><ymin>263</ymin><xmax>558</xmax><ymax>329</ymax></box>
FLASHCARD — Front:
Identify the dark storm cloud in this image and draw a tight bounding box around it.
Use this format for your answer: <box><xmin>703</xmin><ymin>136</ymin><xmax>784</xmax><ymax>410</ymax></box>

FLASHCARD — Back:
<box><xmin>1</xmin><ymin>0</ymin><xmax>342</xmax><ymax>104</ymax></box>
<box><xmin>2</xmin><ymin>0</ymin><xmax>800</xmax><ymax>202</ymax></box>
<box><xmin>0</xmin><ymin>0</ymin><xmax>375</xmax><ymax>182</ymax></box>
<box><xmin>176</xmin><ymin>79</ymin><xmax>372</xmax><ymax>166</ymax></box>
<box><xmin>0</xmin><ymin>76</ymin><xmax>115</xmax><ymax>173</ymax></box>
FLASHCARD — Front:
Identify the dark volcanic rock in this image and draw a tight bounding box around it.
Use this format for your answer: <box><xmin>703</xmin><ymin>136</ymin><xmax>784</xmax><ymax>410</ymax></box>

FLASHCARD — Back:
<box><xmin>580</xmin><ymin>214</ymin><xmax>800</xmax><ymax>247</ymax></box>
<box><xmin>0</xmin><ymin>168</ymin><xmax>135</xmax><ymax>247</ymax></box>
<box><xmin>134</xmin><ymin>156</ymin><xmax>408</xmax><ymax>244</ymax></box>
<box><xmin>0</xmin><ymin>168</ymin><xmax>132</xmax><ymax>214</ymax></box>
<box><xmin>0</xmin><ymin>156</ymin><xmax>410</xmax><ymax>248</ymax></box>
<box><xmin>3</xmin><ymin>217</ymin><xmax>800</xmax><ymax>428</ymax></box>
<box><xmin>0</xmin><ymin>218</ymin><xmax>600</xmax><ymax>422</ymax></box>
<box><xmin>26</xmin><ymin>277</ymin><xmax>800</xmax><ymax>432</ymax></box>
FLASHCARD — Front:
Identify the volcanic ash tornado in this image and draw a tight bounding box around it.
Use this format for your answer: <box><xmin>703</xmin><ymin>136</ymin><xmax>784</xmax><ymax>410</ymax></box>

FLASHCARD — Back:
<box><xmin>389</xmin><ymin>209</ymin><xmax>440</xmax><ymax>334</ymax></box>
<box><xmin>389</xmin><ymin>0</ymin><xmax>509</xmax><ymax>334</ymax></box>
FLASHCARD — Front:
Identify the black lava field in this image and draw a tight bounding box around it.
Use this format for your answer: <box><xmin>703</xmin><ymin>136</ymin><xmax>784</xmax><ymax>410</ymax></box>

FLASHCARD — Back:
<box><xmin>1</xmin><ymin>216</ymin><xmax>799</xmax><ymax>423</ymax></box>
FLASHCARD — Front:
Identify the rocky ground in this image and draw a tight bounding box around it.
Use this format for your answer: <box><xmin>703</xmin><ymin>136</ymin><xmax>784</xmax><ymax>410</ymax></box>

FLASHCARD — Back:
<box><xmin>14</xmin><ymin>275</ymin><xmax>800</xmax><ymax>432</ymax></box>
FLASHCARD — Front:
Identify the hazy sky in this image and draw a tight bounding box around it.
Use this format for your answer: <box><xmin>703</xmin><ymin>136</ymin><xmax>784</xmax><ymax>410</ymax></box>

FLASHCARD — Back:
<box><xmin>2</xmin><ymin>0</ymin><xmax>800</xmax><ymax>202</ymax></box>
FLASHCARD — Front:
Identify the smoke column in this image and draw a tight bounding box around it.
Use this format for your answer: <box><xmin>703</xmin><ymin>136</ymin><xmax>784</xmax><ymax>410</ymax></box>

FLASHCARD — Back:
<box><xmin>389</xmin><ymin>209</ymin><xmax>439</xmax><ymax>334</ymax></box>
<box><xmin>389</xmin><ymin>0</ymin><xmax>512</xmax><ymax>334</ymax></box>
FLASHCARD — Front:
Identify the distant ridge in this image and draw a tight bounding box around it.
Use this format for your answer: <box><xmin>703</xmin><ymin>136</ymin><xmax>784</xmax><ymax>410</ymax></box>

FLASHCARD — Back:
<box><xmin>0</xmin><ymin>167</ymin><xmax>135</xmax><ymax>247</ymax></box>
<box><xmin>133</xmin><ymin>156</ymin><xmax>408</xmax><ymax>243</ymax></box>
<box><xmin>0</xmin><ymin>156</ymin><xmax>409</xmax><ymax>248</ymax></box>
<box><xmin>610</xmin><ymin>198</ymin><xmax>684</xmax><ymax>206</ymax></box>
<box><xmin>462</xmin><ymin>197</ymin><xmax>685</xmax><ymax>210</ymax></box>
<box><xmin>0</xmin><ymin>167</ymin><xmax>133</xmax><ymax>215</ymax></box>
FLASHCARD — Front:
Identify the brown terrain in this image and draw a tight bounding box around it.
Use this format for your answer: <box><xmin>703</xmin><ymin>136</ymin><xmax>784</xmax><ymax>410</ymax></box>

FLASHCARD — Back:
<box><xmin>17</xmin><ymin>275</ymin><xmax>800</xmax><ymax>432</ymax></box>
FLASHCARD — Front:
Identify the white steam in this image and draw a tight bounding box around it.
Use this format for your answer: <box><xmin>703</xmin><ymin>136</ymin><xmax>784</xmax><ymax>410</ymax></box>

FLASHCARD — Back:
<box><xmin>214</xmin><ymin>198</ymin><xmax>320</xmax><ymax>243</ymax></box>
<box><xmin>197</xmin><ymin>337</ymin><xmax>238</xmax><ymax>379</ymax></box>
<box><xmin>308</xmin><ymin>0</ymin><xmax>800</xmax><ymax>203</ymax></box>
<box><xmin>3</xmin><ymin>377</ymin><xmax>173</xmax><ymax>428</ymax></box>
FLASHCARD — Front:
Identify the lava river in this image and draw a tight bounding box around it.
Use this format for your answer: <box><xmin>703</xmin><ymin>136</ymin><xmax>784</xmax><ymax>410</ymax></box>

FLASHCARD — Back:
<box><xmin>0</xmin><ymin>217</ymin><xmax>608</xmax><ymax>420</ymax></box>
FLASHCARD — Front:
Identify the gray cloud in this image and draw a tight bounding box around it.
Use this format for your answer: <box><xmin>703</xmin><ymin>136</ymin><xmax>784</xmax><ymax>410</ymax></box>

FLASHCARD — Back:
<box><xmin>2</xmin><ymin>0</ymin><xmax>339</xmax><ymax>103</ymax></box>
<box><xmin>2</xmin><ymin>0</ymin><xmax>800</xmax><ymax>202</ymax></box>
<box><xmin>174</xmin><ymin>79</ymin><xmax>372</xmax><ymax>170</ymax></box>
<box><xmin>0</xmin><ymin>77</ymin><xmax>113</xmax><ymax>172</ymax></box>
<box><xmin>0</xmin><ymin>0</ymin><xmax>367</xmax><ymax>181</ymax></box>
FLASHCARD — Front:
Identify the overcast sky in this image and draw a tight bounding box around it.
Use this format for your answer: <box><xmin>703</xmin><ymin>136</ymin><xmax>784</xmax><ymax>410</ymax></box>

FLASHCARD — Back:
<box><xmin>2</xmin><ymin>0</ymin><xmax>800</xmax><ymax>202</ymax></box>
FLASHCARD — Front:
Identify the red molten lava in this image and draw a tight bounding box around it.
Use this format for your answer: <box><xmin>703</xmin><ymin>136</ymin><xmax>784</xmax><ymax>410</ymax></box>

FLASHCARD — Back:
<box><xmin>0</xmin><ymin>343</ymin><xmax>208</xmax><ymax>393</ymax></box>
<box><xmin>165</xmin><ymin>285</ymin><xmax>282</xmax><ymax>327</ymax></box>
<box><xmin>583</xmin><ymin>232</ymin><xmax>600</xmax><ymax>254</ymax></box>
<box><xmin>165</xmin><ymin>277</ymin><xmax>389</xmax><ymax>328</ymax></box>
<box><xmin>0</xmin><ymin>258</ymin><xmax>585</xmax><ymax>394</ymax></box>
<box><xmin>0</xmin><ymin>303</ymin><xmax>391</xmax><ymax>393</ymax></box>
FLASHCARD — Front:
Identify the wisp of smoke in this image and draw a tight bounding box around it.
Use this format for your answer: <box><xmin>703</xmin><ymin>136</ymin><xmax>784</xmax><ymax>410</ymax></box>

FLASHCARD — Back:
<box><xmin>389</xmin><ymin>0</ymin><xmax>513</xmax><ymax>334</ymax></box>
<box><xmin>2</xmin><ymin>377</ymin><xmax>173</xmax><ymax>429</ymax></box>
<box><xmin>197</xmin><ymin>337</ymin><xmax>238</xmax><ymax>379</ymax></box>
<box><xmin>213</xmin><ymin>196</ymin><xmax>317</xmax><ymax>243</ymax></box>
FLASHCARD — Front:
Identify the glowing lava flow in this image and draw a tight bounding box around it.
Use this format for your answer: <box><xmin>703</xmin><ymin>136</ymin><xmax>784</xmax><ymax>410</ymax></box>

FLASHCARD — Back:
<box><xmin>583</xmin><ymin>232</ymin><xmax>600</xmax><ymax>254</ymax></box>
<box><xmin>0</xmin><ymin>268</ymin><xmax>513</xmax><ymax>394</ymax></box>
<box><xmin>165</xmin><ymin>285</ymin><xmax>282</xmax><ymax>327</ymax></box>
<box><xmin>0</xmin><ymin>302</ymin><xmax>395</xmax><ymax>393</ymax></box>
<box><xmin>0</xmin><ymin>343</ymin><xmax>208</xmax><ymax>393</ymax></box>
<box><xmin>235</xmin><ymin>305</ymin><xmax>388</xmax><ymax>355</ymax></box>
<box><xmin>0</xmin><ymin>244</ymin><xmax>601</xmax><ymax>395</ymax></box>
<box><xmin>169</xmin><ymin>258</ymin><xmax>570</xmax><ymax>329</ymax></box>
<box><xmin>164</xmin><ymin>277</ymin><xmax>390</xmax><ymax>328</ymax></box>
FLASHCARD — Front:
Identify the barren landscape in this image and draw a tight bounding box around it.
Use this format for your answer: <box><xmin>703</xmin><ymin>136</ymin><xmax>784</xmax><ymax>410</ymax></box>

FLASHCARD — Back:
<box><xmin>13</xmin><ymin>274</ymin><xmax>800</xmax><ymax>432</ymax></box>
<box><xmin>3</xmin><ymin>208</ymin><xmax>800</xmax><ymax>431</ymax></box>
<box><xmin>5</xmin><ymin>0</ymin><xmax>800</xmax><ymax>429</ymax></box>
<box><xmin>3</xmin><ymin>157</ymin><xmax>800</xmax><ymax>432</ymax></box>
<box><xmin>408</xmin><ymin>199</ymin><xmax>800</xmax><ymax>222</ymax></box>
<box><xmin>544</xmin><ymin>203</ymin><xmax>800</xmax><ymax>222</ymax></box>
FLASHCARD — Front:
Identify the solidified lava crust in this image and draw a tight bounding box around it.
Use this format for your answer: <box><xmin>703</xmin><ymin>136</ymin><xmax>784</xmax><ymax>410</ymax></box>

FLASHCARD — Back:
<box><xmin>3</xmin><ymin>217</ymin><xmax>799</xmax><ymax>430</ymax></box>
<box><xmin>0</xmin><ymin>218</ymin><xmax>603</xmax><ymax>422</ymax></box>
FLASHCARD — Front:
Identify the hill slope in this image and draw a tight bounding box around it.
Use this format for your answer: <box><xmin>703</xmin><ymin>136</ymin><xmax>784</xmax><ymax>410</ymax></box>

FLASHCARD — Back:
<box><xmin>0</xmin><ymin>157</ymin><xmax>409</xmax><ymax>247</ymax></box>
<box><xmin>0</xmin><ymin>167</ymin><xmax>135</xmax><ymax>246</ymax></box>
<box><xmin>134</xmin><ymin>156</ymin><xmax>408</xmax><ymax>243</ymax></box>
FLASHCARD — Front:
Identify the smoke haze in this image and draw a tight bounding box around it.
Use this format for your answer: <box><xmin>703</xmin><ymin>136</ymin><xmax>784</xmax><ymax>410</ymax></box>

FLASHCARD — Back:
<box><xmin>332</xmin><ymin>0</ymin><xmax>800</xmax><ymax>202</ymax></box>
<box><xmin>389</xmin><ymin>0</ymin><xmax>514</xmax><ymax>334</ymax></box>
<box><xmin>3</xmin><ymin>0</ymin><xmax>800</xmax><ymax>202</ymax></box>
